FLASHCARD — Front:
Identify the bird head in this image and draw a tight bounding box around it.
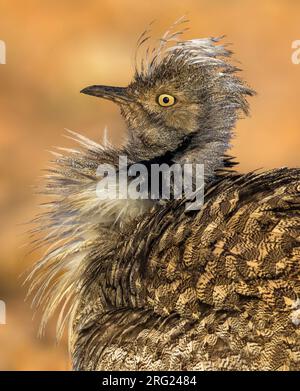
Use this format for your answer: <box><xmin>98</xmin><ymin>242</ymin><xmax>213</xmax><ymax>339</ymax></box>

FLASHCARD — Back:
<box><xmin>81</xmin><ymin>22</ymin><xmax>255</xmax><ymax>175</ymax></box>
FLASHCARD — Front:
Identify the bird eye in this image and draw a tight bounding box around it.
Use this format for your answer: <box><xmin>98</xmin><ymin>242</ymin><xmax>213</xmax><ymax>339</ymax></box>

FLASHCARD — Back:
<box><xmin>157</xmin><ymin>94</ymin><xmax>176</xmax><ymax>107</ymax></box>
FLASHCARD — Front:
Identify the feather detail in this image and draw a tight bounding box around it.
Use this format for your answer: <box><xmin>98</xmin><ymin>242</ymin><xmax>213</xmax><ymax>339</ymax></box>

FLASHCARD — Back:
<box><xmin>26</xmin><ymin>130</ymin><xmax>154</xmax><ymax>341</ymax></box>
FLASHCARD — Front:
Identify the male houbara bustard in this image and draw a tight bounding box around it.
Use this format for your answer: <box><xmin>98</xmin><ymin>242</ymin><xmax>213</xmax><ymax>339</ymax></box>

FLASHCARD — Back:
<box><xmin>28</xmin><ymin>21</ymin><xmax>300</xmax><ymax>371</ymax></box>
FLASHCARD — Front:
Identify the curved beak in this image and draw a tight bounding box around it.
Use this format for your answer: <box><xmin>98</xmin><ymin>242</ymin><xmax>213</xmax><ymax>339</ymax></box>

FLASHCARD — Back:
<box><xmin>80</xmin><ymin>85</ymin><xmax>131</xmax><ymax>104</ymax></box>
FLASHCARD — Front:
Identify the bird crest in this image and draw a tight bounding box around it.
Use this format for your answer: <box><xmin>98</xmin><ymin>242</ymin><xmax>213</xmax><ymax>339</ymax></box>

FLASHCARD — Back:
<box><xmin>134</xmin><ymin>17</ymin><xmax>230</xmax><ymax>79</ymax></box>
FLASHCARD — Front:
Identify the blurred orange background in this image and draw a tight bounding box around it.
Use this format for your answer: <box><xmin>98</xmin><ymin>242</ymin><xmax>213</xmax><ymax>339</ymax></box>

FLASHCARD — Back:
<box><xmin>0</xmin><ymin>0</ymin><xmax>300</xmax><ymax>370</ymax></box>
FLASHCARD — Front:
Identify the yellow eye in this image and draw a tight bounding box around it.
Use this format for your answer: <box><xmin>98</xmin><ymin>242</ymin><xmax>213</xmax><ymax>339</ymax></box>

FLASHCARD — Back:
<box><xmin>158</xmin><ymin>94</ymin><xmax>176</xmax><ymax>107</ymax></box>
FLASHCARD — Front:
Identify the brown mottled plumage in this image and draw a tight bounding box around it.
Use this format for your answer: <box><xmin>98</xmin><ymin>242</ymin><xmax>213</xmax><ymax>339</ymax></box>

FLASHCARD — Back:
<box><xmin>28</xmin><ymin>20</ymin><xmax>300</xmax><ymax>371</ymax></box>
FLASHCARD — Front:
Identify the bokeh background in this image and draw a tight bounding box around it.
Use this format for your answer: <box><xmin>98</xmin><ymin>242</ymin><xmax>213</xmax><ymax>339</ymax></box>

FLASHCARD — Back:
<box><xmin>0</xmin><ymin>0</ymin><xmax>300</xmax><ymax>370</ymax></box>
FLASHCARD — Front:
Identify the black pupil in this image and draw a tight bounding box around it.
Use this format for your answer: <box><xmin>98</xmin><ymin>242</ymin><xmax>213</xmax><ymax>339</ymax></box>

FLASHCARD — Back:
<box><xmin>163</xmin><ymin>96</ymin><xmax>170</xmax><ymax>104</ymax></box>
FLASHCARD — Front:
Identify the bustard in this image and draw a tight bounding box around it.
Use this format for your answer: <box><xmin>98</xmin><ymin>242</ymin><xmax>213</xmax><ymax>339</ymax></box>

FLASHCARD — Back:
<box><xmin>28</xmin><ymin>21</ymin><xmax>300</xmax><ymax>371</ymax></box>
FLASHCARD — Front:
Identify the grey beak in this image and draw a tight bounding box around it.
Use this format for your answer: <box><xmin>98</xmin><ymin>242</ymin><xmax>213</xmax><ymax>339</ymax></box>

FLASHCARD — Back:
<box><xmin>80</xmin><ymin>85</ymin><xmax>131</xmax><ymax>103</ymax></box>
